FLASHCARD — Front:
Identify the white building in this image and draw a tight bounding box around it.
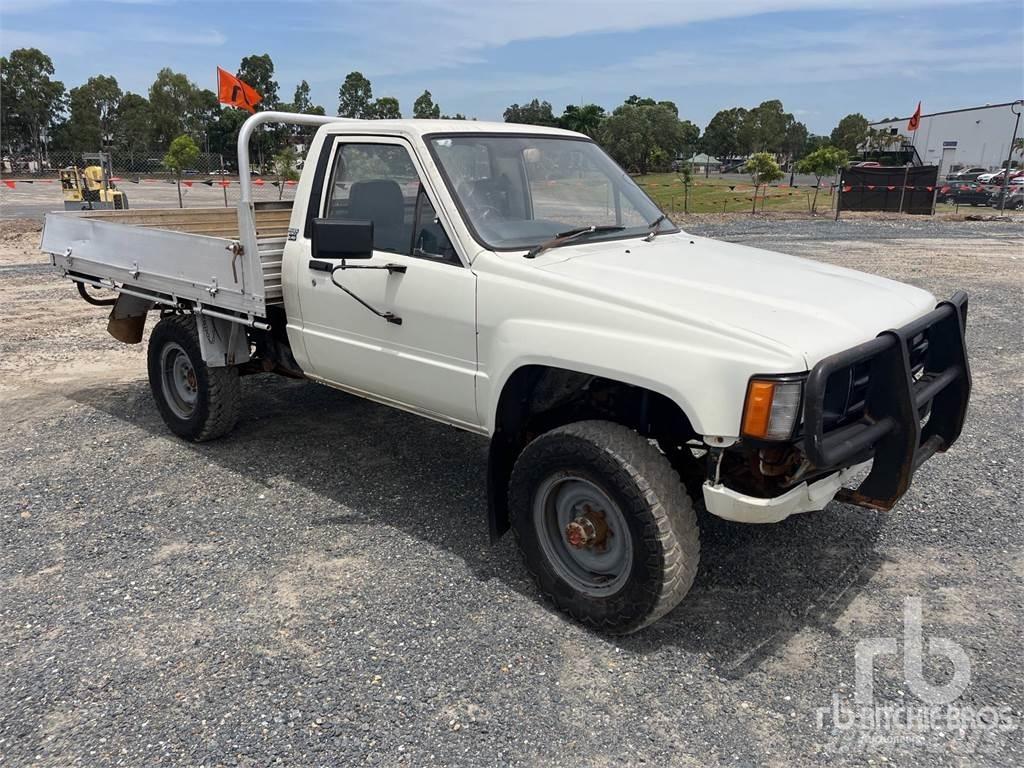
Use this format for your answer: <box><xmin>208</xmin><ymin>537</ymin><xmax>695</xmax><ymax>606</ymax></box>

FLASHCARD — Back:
<box><xmin>869</xmin><ymin>101</ymin><xmax>1022</xmax><ymax>176</ymax></box>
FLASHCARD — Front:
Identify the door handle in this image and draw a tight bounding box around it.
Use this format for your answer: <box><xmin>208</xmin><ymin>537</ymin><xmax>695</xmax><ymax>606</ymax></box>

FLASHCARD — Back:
<box><xmin>309</xmin><ymin>259</ymin><xmax>334</xmax><ymax>272</ymax></box>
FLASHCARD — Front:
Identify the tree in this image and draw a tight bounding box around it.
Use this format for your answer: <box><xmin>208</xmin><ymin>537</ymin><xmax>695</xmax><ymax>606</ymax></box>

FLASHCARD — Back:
<box><xmin>602</xmin><ymin>102</ymin><xmax>689</xmax><ymax>174</ymax></box>
<box><xmin>163</xmin><ymin>134</ymin><xmax>200</xmax><ymax>208</ymax></box>
<box><xmin>237</xmin><ymin>54</ymin><xmax>279</xmax><ymax>109</ymax></box>
<box><xmin>66</xmin><ymin>75</ymin><xmax>123</xmax><ymax>151</ymax></box>
<box><xmin>783</xmin><ymin>119</ymin><xmax>809</xmax><ymax>163</ymax></box>
<box><xmin>503</xmin><ymin>99</ymin><xmax>557</xmax><ymax>127</ymax></box>
<box><xmin>338</xmin><ymin>71</ymin><xmax>373</xmax><ymax>118</ymax></box>
<box><xmin>701</xmin><ymin>108</ymin><xmax>748</xmax><ymax>162</ymax></box>
<box><xmin>738</xmin><ymin>100</ymin><xmax>795</xmax><ymax>156</ymax></box>
<box><xmin>280</xmin><ymin>80</ymin><xmax>325</xmax><ymax>146</ymax></box>
<box><xmin>413</xmin><ymin>90</ymin><xmax>441</xmax><ymax>119</ymax></box>
<box><xmin>677</xmin><ymin>118</ymin><xmax>701</xmax><ymax>160</ymax></box>
<box><xmin>558</xmin><ymin>104</ymin><xmax>606</xmax><ymax>138</ymax></box>
<box><xmin>797</xmin><ymin>145</ymin><xmax>848</xmax><ymax>213</ymax></box>
<box><xmin>804</xmin><ymin>134</ymin><xmax>830</xmax><ymax>155</ymax></box>
<box><xmin>206</xmin><ymin>106</ymin><xmax>249</xmax><ymax>164</ymax></box>
<box><xmin>0</xmin><ymin>48</ymin><xmax>65</xmax><ymax>165</ymax></box>
<box><xmin>114</xmin><ymin>93</ymin><xmax>152</xmax><ymax>157</ymax></box>
<box><xmin>744</xmin><ymin>152</ymin><xmax>783</xmax><ymax>213</ymax></box>
<box><xmin>441</xmin><ymin>113</ymin><xmax>468</xmax><ymax>120</ymax></box>
<box><xmin>830</xmin><ymin>113</ymin><xmax>870</xmax><ymax>156</ymax></box>
<box><xmin>272</xmin><ymin>145</ymin><xmax>300</xmax><ymax>199</ymax></box>
<box><xmin>148</xmin><ymin>68</ymin><xmax>210</xmax><ymax>148</ymax></box>
<box><xmin>371</xmin><ymin>96</ymin><xmax>401</xmax><ymax>119</ymax></box>
<box><xmin>289</xmin><ymin>80</ymin><xmax>324</xmax><ymax>115</ymax></box>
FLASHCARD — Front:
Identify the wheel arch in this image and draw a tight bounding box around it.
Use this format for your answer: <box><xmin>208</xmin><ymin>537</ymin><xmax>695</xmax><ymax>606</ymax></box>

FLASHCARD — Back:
<box><xmin>486</xmin><ymin>362</ymin><xmax>700</xmax><ymax>541</ymax></box>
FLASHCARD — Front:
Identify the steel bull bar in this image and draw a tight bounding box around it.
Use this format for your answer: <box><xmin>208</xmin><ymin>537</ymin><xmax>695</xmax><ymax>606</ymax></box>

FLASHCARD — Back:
<box><xmin>803</xmin><ymin>291</ymin><xmax>971</xmax><ymax>511</ymax></box>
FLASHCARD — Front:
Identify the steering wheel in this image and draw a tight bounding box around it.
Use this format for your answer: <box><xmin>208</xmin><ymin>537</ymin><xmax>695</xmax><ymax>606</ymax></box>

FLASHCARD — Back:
<box><xmin>457</xmin><ymin>179</ymin><xmax>502</xmax><ymax>221</ymax></box>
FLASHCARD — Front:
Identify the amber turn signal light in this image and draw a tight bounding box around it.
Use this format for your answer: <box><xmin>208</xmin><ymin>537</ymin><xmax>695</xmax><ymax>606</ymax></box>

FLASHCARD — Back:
<box><xmin>741</xmin><ymin>378</ymin><xmax>802</xmax><ymax>440</ymax></box>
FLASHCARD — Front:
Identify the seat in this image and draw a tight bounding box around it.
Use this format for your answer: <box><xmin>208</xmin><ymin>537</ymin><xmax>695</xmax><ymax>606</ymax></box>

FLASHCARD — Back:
<box><xmin>348</xmin><ymin>179</ymin><xmax>410</xmax><ymax>254</ymax></box>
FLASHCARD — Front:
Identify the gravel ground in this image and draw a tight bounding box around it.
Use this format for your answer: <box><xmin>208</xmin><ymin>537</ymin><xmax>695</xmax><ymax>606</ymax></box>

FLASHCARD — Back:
<box><xmin>1</xmin><ymin>215</ymin><xmax>1022</xmax><ymax>767</ymax></box>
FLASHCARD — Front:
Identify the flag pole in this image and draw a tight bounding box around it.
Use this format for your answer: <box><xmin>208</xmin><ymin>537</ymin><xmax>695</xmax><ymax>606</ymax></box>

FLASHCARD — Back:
<box><xmin>898</xmin><ymin>102</ymin><xmax>921</xmax><ymax>215</ymax></box>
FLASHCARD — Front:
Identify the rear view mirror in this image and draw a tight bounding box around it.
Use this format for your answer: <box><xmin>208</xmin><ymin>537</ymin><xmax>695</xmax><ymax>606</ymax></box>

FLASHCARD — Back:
<box><xmin>311</xmin><ymin>218</ymin><xmax>374</xmax><ymax>260</ymax></box>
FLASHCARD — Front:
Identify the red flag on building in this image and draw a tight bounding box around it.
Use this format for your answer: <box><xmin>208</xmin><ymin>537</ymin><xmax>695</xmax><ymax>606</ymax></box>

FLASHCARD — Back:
<box><xmin>217</xmin><ymin>67</ymin><xmax>262</xmax><ymax>113</ymax></box>
<box><xmin>907</xmin><ymin>102</ymin><xmax>922</xmax><ymax>132</ymax></box>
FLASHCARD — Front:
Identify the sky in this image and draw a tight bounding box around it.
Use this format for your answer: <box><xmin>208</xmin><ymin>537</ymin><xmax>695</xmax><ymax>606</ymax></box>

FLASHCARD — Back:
<box><xmin>1</xmin><ymin>0</ymin><xmax>1022</xmax><ymax>134</ymax></box>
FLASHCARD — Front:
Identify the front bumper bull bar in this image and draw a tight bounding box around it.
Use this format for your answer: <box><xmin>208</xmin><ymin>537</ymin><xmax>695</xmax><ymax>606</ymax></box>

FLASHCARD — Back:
<box><xmin>802</xmin><ymin>291</ymin><xmax>971</xmax><ymax>511</ymax></box>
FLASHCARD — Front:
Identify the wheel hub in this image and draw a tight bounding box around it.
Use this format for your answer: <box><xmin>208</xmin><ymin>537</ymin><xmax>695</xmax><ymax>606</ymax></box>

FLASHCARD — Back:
<box><xmin>565</xmin><ymin>504</ymin><xmax>610</xmax><ymax>550</ymax></box>
<box><xmin>160</xmin><ymin>342</ymin><xmax>199</xmax><ymax>420</ymax></box>
<box><xmin>533</xmin><ymin>475</ymin><xmax>633</xmax><ymax>597</ymax></box>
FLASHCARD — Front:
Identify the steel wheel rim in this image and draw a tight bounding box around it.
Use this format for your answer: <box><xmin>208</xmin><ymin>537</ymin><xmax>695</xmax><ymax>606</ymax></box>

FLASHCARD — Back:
<box><xmin>533</xmin><ymin>473</ymin><xmax>633</xmax><ymax>597</ymax></box>
<box><xmin>160</xmin><ymin>342</ymin><xmax>198</xmax><ymax>419</ymax></box>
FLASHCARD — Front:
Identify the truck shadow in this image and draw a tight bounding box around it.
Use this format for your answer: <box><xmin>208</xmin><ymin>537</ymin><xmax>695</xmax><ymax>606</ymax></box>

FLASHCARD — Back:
<box><xmin>69</xmin><ymin>374</ymin><xmax>886</xmax><ymax>676</ymax></box>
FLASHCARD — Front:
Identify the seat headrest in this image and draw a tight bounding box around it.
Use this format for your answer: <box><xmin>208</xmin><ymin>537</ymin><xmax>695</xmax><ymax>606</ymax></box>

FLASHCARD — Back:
<box><xmin>349</xmin><ymin>179</ymin><xmax>404</xmax><ymax>224</ymax></box>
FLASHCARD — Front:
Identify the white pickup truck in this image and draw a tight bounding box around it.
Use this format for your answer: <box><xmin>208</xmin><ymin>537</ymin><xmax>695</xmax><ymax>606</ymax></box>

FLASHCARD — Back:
<box><xmin>42</xmin><ymin>112</ymin><xmax>971</xmax><ymax>633</ymax></box>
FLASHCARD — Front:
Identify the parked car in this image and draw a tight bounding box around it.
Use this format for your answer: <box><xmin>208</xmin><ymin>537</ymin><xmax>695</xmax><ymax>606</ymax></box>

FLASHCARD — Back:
<box><xmin>947</xmin><ymin>166</ymin><xmax>987</xmax><ymax>181</ymax></box>
<box><xmin>937</xmin><ymin>180</ymin><xmax>992</xmax><ymax>206</ymax></box>
<box><xmin>39</xmin><ymin>111</ymin><xmax>973</xmax><ymax>634</ymax></box>
<box><xmin>988</xmin><ymin>185</ymin><xmax>1024</xmax><ymax>210</ymax></box>
<box><xmin>976</xmin><ymin>169</ymin><xmax>1006</xmax><ymax>184</ymax></box>
<box><xmin>984</xmin><ymin>170</ymin><xmax>1024</xmax><ymax>187</ymax></box>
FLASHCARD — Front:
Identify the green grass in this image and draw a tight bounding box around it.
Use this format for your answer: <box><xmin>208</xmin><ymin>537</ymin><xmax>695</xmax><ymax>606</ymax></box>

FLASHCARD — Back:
<box><xmin>636</xmin><ymin>173</ymin><xmax>834</xmax><ymax>215</ymax></box>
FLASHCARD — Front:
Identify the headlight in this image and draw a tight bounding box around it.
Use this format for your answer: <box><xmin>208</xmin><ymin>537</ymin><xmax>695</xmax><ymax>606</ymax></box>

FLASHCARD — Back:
<box><xmin>741</xmin><ymin>377</ymin><xmax>803</xmax><ymax>440</ymax></box>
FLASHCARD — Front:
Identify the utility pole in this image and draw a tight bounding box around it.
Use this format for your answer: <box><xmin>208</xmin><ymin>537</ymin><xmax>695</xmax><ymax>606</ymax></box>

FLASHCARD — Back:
<box><xmin>998</xmin><ymin>100</ymin><xmax>1023</xmax><ymax>214</ymax></box>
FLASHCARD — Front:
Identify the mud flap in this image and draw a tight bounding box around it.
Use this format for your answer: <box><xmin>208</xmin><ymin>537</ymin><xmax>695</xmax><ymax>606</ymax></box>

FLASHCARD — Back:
<box><xmin>107</xmin><ymin>294</ymin><xmax>154</xmax><ymax>344</ymax></box>
<box><xmin>195</xmin><ymin>313</ymin><xmax>251</xmax><ymax>367</ymax></box>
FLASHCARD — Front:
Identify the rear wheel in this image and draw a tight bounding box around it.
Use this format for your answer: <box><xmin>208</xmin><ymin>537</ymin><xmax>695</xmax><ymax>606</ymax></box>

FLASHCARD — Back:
<box><xmin>147</xmin><ymin>314</ymin><xmax>241</xmax><ymax>441</ymax></box>
<box><xmin>509</xmin><ymin>420</ymin><xmax>700</xmax><ymax>634</ymax></box>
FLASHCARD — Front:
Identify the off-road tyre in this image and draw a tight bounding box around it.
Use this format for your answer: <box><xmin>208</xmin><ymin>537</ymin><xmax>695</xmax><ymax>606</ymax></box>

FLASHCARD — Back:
<box><xmin>147</xmin><ymin>314</ymin><xmax>241</xmax><ymax>442</ymax></box>
<box><xmin>509</xmin><ymin>420</ymin><xmax>700</xmax><ymax>634</ymax></box>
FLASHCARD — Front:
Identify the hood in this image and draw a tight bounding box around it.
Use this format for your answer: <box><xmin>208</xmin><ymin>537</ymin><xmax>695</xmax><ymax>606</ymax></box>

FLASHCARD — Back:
<box><xmin>534</xmin><ymin>233</ymin><xmax>936</xmax><ymax>368</ymax></box>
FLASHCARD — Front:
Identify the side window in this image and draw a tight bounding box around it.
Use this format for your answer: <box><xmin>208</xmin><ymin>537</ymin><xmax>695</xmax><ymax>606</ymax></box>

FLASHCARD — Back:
<box><xmin>325</xmin><ymin>143</ymin><xmax>420</xmax><ymax>255</ymax></box>
<box><xmin>412</xmin><ymin>186</ymin><xmax>458</xmax><ymax>265</ymax></box>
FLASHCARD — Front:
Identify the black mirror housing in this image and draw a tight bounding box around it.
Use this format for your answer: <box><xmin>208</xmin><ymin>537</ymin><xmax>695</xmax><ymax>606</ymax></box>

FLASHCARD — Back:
<box><xmin>311</xmin><ymin>218</ymin><xmax>374</xmax><ymax>260</ymax></box>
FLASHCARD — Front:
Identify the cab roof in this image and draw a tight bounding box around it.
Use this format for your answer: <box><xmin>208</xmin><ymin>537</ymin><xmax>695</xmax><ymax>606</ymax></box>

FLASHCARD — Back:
<box><xmin>317</xmin><ymin>119</ymin><xmax>585</xmax><ymax>140</ymax></box>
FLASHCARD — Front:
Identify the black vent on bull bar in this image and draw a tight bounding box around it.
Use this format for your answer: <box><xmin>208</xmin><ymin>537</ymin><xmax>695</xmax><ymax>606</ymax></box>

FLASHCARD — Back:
<box><xmin>821</xmin><ymin>329</ymin><xmax>930</xmax><ymax>431</ymax></box>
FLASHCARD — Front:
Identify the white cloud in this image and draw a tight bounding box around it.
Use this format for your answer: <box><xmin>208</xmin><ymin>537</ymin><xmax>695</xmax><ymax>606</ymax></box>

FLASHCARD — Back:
<box><xmin>276</xmin><ymin>0</ymin><xmax>998</xmax><ymax>79</ymax></box>
<box><xmin>400</xmin><ymin>19</ymin><xmax>1019</xmax><ymax>95</ymax></box>
<box><xmin>1</xmin><ymin>25</ymin><xmax>226</xmax><ymax>52</ymax></box>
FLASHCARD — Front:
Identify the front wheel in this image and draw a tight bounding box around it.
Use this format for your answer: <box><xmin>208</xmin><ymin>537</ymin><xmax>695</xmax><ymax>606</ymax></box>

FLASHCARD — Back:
<box><xmin>147</xmin><ymin>314</ymin><xmax>241</xmax><ymax>441</ymax></box>
<box><xmin>509</xmin><ymin>420</ymin><xmax>700</xmax><ymax>634</ymax></box>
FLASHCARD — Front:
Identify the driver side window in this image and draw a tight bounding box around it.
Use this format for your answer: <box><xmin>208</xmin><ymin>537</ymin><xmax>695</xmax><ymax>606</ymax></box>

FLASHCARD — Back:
<box><xmin>324</xmin><ymin>141</ymin><xmax>458</xmax><ymax>264</ymax></box>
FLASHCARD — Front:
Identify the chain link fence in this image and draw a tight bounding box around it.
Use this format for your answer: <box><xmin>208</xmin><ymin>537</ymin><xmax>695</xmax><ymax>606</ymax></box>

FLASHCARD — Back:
<box><xmin>1</xmin><ymin>149</ymin><xmax>299</xmax><ymax>216</ymax></box>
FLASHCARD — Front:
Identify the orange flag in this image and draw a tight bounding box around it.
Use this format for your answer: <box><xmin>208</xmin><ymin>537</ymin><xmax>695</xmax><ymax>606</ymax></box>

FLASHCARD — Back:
<box><xmin>217</xmin><ymin>67</ymin><xmax>262</xmax><ymax>113</ymax></box>
<box><xmin>907</xmin><ymin>101</ymin><xmax>922</xmax><ymax>132</ymax></box>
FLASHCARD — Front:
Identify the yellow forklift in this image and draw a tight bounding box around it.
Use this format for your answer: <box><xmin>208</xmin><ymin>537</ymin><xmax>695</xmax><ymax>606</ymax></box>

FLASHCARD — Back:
<box><xmin>60</xmin><ymin>152</ymin><xmax>129</xmax><ymax>210</ymax></box>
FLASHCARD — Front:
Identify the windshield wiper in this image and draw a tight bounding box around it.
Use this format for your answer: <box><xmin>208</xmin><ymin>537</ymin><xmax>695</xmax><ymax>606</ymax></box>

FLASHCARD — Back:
<box><xmin>524</xmin><ymin>225</ymin><xmax>625</xmax><ymax>259</ymax></box>
<box><xmin>643</xmin><ymin>213</ymin><xmax>669</xmax><ymax>241</ymax></box>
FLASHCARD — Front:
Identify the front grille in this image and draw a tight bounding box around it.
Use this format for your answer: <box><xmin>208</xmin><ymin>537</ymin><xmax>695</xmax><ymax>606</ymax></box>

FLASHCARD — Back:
<box><xmin>803</xmin><ymin>292</ymin><xmax>970</xmax><ymax>515</ymax></box>
<box><xmin>821</xmin><ymin>329</ymin><xmax>930</xmax><ymax>431</ymax></box>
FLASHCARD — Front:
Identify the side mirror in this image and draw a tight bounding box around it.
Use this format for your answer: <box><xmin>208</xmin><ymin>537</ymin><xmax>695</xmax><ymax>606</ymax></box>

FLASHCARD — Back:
<box><xmin>311</xmin><ymin>218</ymin><xmax>374</xmax><ymax>260</ymax></box>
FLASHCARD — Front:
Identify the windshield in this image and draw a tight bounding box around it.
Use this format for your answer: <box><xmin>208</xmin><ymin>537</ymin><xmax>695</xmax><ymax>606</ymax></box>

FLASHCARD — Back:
<box><xmin>428</xmin><ymin>135</ymin><xmax>674</xmax><ymax>250</ymax></box>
